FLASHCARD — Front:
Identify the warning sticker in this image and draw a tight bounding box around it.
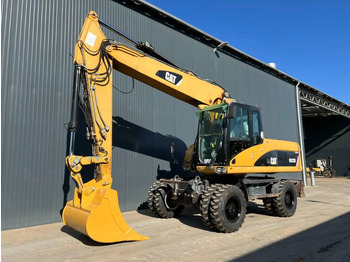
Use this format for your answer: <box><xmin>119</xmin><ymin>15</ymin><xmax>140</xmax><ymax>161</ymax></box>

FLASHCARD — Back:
<box><xmin>85</xmin><ymin>32</ymin><xmax>97</xmax><ymax>47</ymax></box>
<box><xmin>289</xmin><ymin>158</ymin><xmax>296</xmax><ymax>163</ymax></box>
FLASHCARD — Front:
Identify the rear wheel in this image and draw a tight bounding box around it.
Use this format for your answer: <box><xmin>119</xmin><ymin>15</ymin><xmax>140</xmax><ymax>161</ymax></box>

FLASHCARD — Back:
<box><xmin>209</xmin><ymin>185</ymin><xmax>247</xmax><ymax>233</ymax></box>
<box><xmin>273</xmin><ymin>181</ymin><xmax>297</xmax><ymax>217</ymax></box>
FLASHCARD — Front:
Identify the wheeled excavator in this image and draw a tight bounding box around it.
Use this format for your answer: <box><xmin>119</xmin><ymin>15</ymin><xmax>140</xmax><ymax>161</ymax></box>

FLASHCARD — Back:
<box><xmin>63</xmin><ymin>11</ymin><xmax>304</xmax><ymax>243</ymax></box>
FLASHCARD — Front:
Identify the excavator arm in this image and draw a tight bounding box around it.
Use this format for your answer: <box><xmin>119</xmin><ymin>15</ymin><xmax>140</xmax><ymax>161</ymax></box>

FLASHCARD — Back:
<box><xmin>63</xmin><ymin>11</ymin><xmax>232</xmax><ymax>243</ymax></box>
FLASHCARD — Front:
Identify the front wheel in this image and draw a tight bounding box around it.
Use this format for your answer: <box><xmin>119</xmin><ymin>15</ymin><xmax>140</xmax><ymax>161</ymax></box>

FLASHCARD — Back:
<box><xmin>263</xmin><ymin>197</ymin><xmax>276</xmax><ymax>216</ymax></box>
<box><xmin>330</xmin><ymin>169</ymin><xmax>336</xmax><ymax>178</ymax></box>
<box><xmin>209</xmin><ymin>185</ymin><xmax>247</xmax><ymax>233</ymax></box>
<box><xmin>199</xmin><ymin>184</ymin><xmax>219</xmax><ymax>228</ymax></box>
<box><xmin>323</xmin><ymin>171</ymin><xmax>332</xmax><ymax>178</ymax></box>
<box><xmin>147</xmin><ymin>182</ymin><xmax>161</xmax><ymax>215</ymax></box>
<box><xmin>153</xmin><ymin>185</ymin><xmax>183</xmax><ymax>218</ymax></box>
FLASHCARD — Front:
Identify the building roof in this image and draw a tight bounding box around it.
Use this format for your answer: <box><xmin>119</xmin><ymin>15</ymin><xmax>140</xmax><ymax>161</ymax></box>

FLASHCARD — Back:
<box><xmin>122</xmin><ymin>0</ymin><xmax>350</xmax><ymax>118</ymax></box>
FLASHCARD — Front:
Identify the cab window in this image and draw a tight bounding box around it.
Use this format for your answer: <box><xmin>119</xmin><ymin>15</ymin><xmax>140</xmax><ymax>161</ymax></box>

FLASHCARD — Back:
<box><xmin>252</xmin><ymin>110</ymin><xmax>262</xmax><ymax>145</ymax></box>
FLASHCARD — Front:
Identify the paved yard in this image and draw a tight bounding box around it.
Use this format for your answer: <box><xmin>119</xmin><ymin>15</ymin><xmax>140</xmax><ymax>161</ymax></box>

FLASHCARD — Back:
<box><xmin>2</xmin><ymin>177</ymin><xmax>350</xmax><ymax>262</ymax></box>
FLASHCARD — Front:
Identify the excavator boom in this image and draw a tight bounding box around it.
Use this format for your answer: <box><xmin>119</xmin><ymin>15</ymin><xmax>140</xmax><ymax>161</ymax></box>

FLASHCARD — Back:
<box><xmin>74</xmin><ymin>12</ymin><xmax>229</xmax><ymax>108</ymax></box>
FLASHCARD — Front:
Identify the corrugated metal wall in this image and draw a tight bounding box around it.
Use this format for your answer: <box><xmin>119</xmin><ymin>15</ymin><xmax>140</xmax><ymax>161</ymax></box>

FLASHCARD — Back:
<box><xmin>1</xmin><ymin>0</ymin><xmax>300</xmax><ymax>230</ymax></box>
<box><xmin>303</xmin><ymin>116</ymin><xmax>350</xmax><ymax>176</ymax></box>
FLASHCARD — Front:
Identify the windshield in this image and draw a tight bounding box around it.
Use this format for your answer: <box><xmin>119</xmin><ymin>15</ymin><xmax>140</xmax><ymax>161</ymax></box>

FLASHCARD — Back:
<box><xmin>198</xmin><ymin>106</ymin><xmax>226</xmax><ymax>165</ymax></box>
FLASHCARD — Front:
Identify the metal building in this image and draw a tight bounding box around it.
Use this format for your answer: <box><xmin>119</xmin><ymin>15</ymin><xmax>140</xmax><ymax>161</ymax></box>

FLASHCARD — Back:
<box><xmin>2</xmin><ymin>0</ymin><xmax>349</xmax><ymax>230</ymax></box>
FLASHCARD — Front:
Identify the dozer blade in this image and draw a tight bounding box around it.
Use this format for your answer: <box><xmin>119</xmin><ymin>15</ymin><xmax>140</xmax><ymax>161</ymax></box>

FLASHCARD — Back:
<box><xmin>63</xmin><ymin>188</ymin><xmax>149</xmax><ymax>243</ymax></box>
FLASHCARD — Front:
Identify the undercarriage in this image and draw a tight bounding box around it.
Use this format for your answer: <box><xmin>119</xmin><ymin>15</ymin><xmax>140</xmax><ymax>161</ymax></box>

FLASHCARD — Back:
<box><xmin>147</xmin><ymin>175</ymin><xmax>303</xmax><ymax>233</ymax></box>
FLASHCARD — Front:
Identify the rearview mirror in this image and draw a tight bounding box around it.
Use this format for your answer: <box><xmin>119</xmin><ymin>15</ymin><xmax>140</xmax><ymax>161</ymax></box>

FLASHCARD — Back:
<box><xmin>228</xmin><ymin>105</ymin><xmax>237</xmax><ymax>118</ymax></box>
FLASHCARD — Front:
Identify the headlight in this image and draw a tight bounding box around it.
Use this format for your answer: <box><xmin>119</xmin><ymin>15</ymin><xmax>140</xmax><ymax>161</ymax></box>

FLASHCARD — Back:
<box><xmin>216</xmin><ymin>167</ymin><xmax>227</xmax><ymax>174</ymax></box>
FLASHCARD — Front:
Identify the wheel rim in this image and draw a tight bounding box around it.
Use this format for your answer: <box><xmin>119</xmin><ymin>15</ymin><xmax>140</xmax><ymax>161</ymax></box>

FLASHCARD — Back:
<box><xmin>164</xmin><ymin>189</ymin><xmax>179</xmax><ymax>211</ymax></box>
<box><xmin>324</xmin><ymin>171</ymin><xmax>331</xmax><ymax>178</ymax></box>
<box><xmin>225</xmin><ymin>196</ymin><xmax>241</xmax><ymax>223</ymax></box>
<box><xmin>285</xmin><ymin>190</ymin><xmax>295</xmax><ymax>210</ymax></box>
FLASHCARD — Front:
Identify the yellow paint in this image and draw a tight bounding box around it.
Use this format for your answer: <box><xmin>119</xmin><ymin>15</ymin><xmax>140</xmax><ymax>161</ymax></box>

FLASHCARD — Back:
<box><xmin>65</xmin><ymin>10</ymin><xmax>229</xmax><ymax>243</ymax></box>
<box><xmin>63</xmin><ymin>12</ymin><xmax>149</xmax><ymax>243</ymax></box>
<box><xmin>65</xmin><ymin>11</ymin><xmax>303</xmax><ymax>243</ymax></box>
<box><xmin>197</xmin><ymin>138</ymin><xmax>302</xmax><ymax>175</ymax></box>
<box><xmin>63</xmin><ymin>188</ymin><xmax>148</xmax><ymax>243</ymax></box>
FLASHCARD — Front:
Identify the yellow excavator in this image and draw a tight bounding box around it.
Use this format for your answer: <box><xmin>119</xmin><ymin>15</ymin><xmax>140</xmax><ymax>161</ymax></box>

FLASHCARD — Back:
<box><xmin>63</xmin><ymin>11</ymin><xmax>303</xmax><ymax>243</ymax></box>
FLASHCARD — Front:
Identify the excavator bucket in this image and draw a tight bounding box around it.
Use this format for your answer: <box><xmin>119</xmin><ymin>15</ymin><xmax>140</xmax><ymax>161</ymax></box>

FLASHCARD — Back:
<box><xmin>63</xmin><ymin>188</ymin><xmax>149</xmax><ymax>243</ymax></box>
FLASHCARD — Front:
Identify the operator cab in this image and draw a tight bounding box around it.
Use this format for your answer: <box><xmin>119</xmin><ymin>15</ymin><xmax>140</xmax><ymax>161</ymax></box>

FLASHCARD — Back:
<box><xmin>197</xmin><ymin>102</ymin><xmax>263</xmax><ymax>166</ymax></box>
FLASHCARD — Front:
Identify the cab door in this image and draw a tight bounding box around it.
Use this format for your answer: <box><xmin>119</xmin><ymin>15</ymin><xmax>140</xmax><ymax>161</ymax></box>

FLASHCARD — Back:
<box><xmin>227</xmin><ymin>103</ymin><xmax>263</xmax><ymax>161</ymax></box>
<box><xmin>250</xmin><ymin>109</ymin><xmax>263</xmax><ymax>146</ymax></box>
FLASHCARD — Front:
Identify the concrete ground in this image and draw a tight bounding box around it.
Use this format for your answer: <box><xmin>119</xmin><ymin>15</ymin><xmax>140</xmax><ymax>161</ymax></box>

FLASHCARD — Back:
<box><xmin>2</xmin><ymin>177</ymin><xmax>350</xmax><ymax>262</ymax></box>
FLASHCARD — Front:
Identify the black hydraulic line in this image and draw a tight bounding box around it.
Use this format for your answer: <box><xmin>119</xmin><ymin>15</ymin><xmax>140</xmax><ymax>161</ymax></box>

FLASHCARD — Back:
<box><xmin>98</xmin><ymin>18</ymin><xmax>139</xmax><ymax>45</ymax></box>
<box><xmin>68</xmin><ymin>64</ymin><xmax>81</xmax><ymax>155</ymax></box>
<box><xmin>136</xmin><ymin>41</ymin><xmax>179</xmax><ymax>68</ymax></box>
<box><xmin>98</xmin><ymin>18</ymin><xmax>179</xmax><ymax>68</ymax></box>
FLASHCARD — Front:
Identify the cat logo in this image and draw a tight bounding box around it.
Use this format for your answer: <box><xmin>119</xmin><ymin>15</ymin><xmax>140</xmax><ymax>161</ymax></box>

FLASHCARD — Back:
<box><xmin>165</xmin><ymin>72</ymin><xmax>177</xmax><ymax>84</ymax></box>
<box><xmin>156</xmin><ymin>70</ymin><xmax>183</xmax><ymax>86</ymax></box>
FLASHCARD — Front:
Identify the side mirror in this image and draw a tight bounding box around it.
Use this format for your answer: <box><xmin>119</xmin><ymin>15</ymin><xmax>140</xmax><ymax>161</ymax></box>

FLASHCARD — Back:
<box><xmin>228</xmin><ymin>105</ymin><xmax>237</xmax><ymax>118</ymax></box>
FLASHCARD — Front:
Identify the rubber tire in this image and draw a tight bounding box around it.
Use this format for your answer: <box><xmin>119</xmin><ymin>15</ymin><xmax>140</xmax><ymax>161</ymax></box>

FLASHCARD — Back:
<box><xmin>330</xmin><ymin>170</ymin><xmax>336</xmax><ymax>178</ymax></box>
<box><xmin>199</xmin><ymin>184</ymin><xmax>219</xmax><ymax>228</ymax></box>
<box><xmin>323</xmin><ymin>171</ymin><xmax>332</xmax><ymax>178</ymax></box>
<box><xmin>273</xmin><ymin>181</ymin><xmax>297</xmax><ymax>217</ymax></box>
<box><xmin>153</xmin><ymin>186</ymin><xmax>183</xmax><ymax>218</ymax></box>
<box><xmin>209</xmin><ymin>185</ymin><xmax>247</xmax><ymax>233</ymax></box>
<box><xmin>147</xmin><ymin>182</ymin><xmax>161</xmax><ymax>215</ymax></box>
<box><xmin>263</xmin><ymin>197</ymin><xmax>276</xmax><ymax>216</ymax></box>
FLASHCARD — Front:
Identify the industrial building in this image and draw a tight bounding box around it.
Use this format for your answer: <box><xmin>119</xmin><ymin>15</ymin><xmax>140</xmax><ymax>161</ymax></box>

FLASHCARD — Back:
<box><xmin>2</xmin><ymin>0</ymin><xmax>349</xmax><ymax>230</ymax></box>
